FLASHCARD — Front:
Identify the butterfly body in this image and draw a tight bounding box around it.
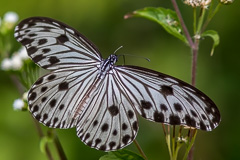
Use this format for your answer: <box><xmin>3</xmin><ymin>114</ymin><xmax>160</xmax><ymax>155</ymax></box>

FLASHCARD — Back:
<box><xmin>99</xmin><ymin>54</ymin><xmax>118</xmax><ymax>79</ymax></box>
<box><xmin>14</xmin><ymin>17</ymin><xmax>220</xmax><ymax>151</ymax></box>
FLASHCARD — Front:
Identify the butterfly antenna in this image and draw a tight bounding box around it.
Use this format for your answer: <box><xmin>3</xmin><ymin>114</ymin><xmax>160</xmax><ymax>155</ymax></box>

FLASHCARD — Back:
<box><xmin>114</xmin><ymin>46</ymin><xmax>150</xmax><ymax>64</ymax></box>
<box><xmin>114</xmin><ymin>46</ymin><xmax>123</xmax><ymax>55</ymax></box>
<box><xmin>120</xmin><ymin>54</ymin><xmax>150</xmax><ymax>62</ymax></box>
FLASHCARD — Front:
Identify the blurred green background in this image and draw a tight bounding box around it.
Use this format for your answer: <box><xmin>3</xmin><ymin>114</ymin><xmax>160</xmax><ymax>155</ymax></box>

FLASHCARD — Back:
<box><xmin>1</xmin><ymin>0</ymin><xmax>239</xmax><ymax>160</ymax></box>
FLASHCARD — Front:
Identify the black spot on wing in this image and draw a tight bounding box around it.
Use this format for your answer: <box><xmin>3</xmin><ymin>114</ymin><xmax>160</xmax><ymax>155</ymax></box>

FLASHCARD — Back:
<box><xmin>57</xmin><ymin>35</ymin><xmax>69</xmax><ymax>43</ymax></box>
<box><xmin>200</xmin><ymin>121</ymin><xmax>207</xmax><ymax>130</ymax></box>
<box><xmin>141</xmin><ymin>100</ymin><xmax>152</xmax><ymax>110</ymax></box>
<box><xmin>101</xmin><ymin>123</ymin><xmax>109</xmax><ymax>132</ymax></box>
<box><xmin>59</xmin><ymin>104</ymin><xmax>65</xmax><ymax>110</ymax></box>
<box><xmin>122</xmin><ymin>135</ymin><xmax>131</xmax><ymax>145</ymax></box>
<box><xmin>41</xmin><ymin>97</ymin><xmax>47</xmax><ymax>103</ymax></box>
<box><xmin>190</xmin><ymin>110</ymin><xmax>198</xmax><ymax>117</ymax></box>
<box><xmin>161</xmin><ymin>85</ymin><xmax>173</xmax><ymax>95</ymax></box>
<box><xmin>32</xmin><ymin>105</ymin><xmax>39</xmax><ymax>113</ymax></box>
<box><xmin>153</xmin><ymin>111</ymin><xmax>164</xmax><ymax>122</ymax></box>
<box><xmin>28</xmin><ymin>33</ymin><xmax>37</xmax><ymax>37</ymax></box>
<box><xmin>160</xmin><ymin>104</ymin><xmax>168</xmax><ymax>112</ymax></box>
<box><xmin>35</xmin><ymin>114</ymin><xmax>41</xmax><ymax>121</ymax></box>
<box><xmin>174</xmin><ymin>103</ymin><xmax>183</xmax><ymax>112</ymax></box>
<box><xmin>58</xmin><ymin>82</ymin><xmax>69</xmax><ymax>91</ymax></box>
<box><xmin>35</xmin><ymin>77</ymin><xmax>43</xmax><ymax>85</ymax></box>
<box><xmin>43</xmin><ymin>114</ymin><xmax>48</xmax><ymax>121</ymax></box>
<box><xmin>122</xmin><ymin>123</ymin><xmax>128</xmax><ymax>130</ymax></box>
<box><xmin>93</xmin><ymin>120</ymin><xmax>98</xmax><ymax>127</ymax></box>
<box><xmin>41</xmin><ymin>86</ymin><xmax>48</xmax><ymax>92</ymax></box>
<box><xmin>109</xmin><ymin>141</ymin><xmax>116</xmax><ymax>150</ymax></box>
<box><xmin>128</xmin><ymin>110</ymin><xmax>134</xmax><ymax>119</ymax></box>
<box><xmin>42</xmin><ymin>48</ymin><xmax>51</xmax><ymax>53</ymax></box>
<box><xmin>48</xmin><ymin>56</ymin><xmax>60</xmax><ymax>65</ymax></box>
<box><xmin>99</xmin><ymin>145</ymin><xmax>106</xmax><ymax>151</ymax></box>
<box><xmin>38</xmin><ymin>39</ymin><xmax>47</xmax><ymax>45</ymax></box>
<box><xmin>132</xmin><ymin>121</ymin><xmax>138</xmax><ymax>132</ymax></box>
<box><xmin>28</xmin><ymin>46</ymin><xmax>37</xmax><ymax>55</ymax></box>
<box><xmin>87</xmin><ymin>141</ymin><xmax>92</xmax><ymax>146</ymax></box>
<box><xmin>95</xmin><ymin>138</ymin><xmax>102</xmax><ymax>146</ymax></box>
<box><xmin>20</xmin><ymin>38</ymin><xmax>34</xmax><ymax>45</ymax></box>
<box><xmin>108</xmin><ymin>105</ymin><xmax>119</xmax><ymax>116</ymax></box>
<box><xmin>48</xmin><ymin>74</ymin><xmax>56</xmax><ymax>80</ymax></box>
<box><xmin>32</xmin><ymin>54</ymin><xmax>45</xmax><ymax>63</ymax></box>
<box><xmin>112</xmin><ymin>129</ymin><xmax>118</xmax><ymax>136</ymax></box>
<box><xmin>85</xmin><ymin>133</ymin><xmax>90</xmax><ymax>140</ymax></box>
<box><xmin>169</xmin><ymin>115</ymin><xmax>181</xmax><ymax>125</ymax></box>
<box><xmin>185</xmin><ymin>115</ymin><xmax>196</xmax><ymax>127</ymax></box>
<box><xmin>53</xmin><ymin>117</ymin><xmax>59</xmax><ymax>124</ymax></box>
<box><xmin>49</xmin><ymin>99</ymin><xmax>57</xmax><ymax>108</ymax></box>
<box><xmin>29</xmin><ymin>92</ymin><xmax>37</xmax><ymax>101</ymax></box>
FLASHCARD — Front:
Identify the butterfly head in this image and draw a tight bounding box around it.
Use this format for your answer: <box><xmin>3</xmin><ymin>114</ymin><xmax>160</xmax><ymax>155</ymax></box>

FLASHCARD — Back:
<box><xmin>98</xmin><ymin>54</ymin><xmax>118</xmax><ymax>79</ymax></box>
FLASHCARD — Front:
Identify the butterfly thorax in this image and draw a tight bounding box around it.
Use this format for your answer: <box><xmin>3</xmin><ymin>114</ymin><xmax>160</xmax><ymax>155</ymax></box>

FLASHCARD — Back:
<box><xmin>98</xmin><ymin>54</ymin><xmax>118</xmax><ymax>79</ymax></box>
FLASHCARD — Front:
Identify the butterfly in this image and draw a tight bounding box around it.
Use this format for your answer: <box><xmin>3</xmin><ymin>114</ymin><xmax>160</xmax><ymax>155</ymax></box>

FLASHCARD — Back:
<box><xmin>14</xmin><ymin>17</ymin><xmax>220</xmax><ymax>151</ymax></box>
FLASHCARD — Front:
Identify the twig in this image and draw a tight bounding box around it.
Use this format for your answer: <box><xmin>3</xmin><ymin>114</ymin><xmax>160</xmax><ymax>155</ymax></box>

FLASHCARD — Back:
<box><xmin>133</xmin><ymin>139</ymin><xmax>148</xmax><ymax>160</ymax></box>
<box><xmin>171</xmin><ymin>0</ymin><xmax>195</xmax><ymax>48</ymax></box>
<box><xmin>54</xmin><ymin>133</ymin><xmax>68</xmax><ymax>160</ymax></box>
<box><xmin>32</xmin><ymin>118</ymin><xmax>53</xmax><ymax>160</ymax></box>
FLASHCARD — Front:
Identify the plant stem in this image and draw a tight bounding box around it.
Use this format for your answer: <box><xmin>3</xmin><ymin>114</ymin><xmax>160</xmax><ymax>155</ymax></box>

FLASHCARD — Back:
<box><xmin>171</xmin><ymin>1</ymin><xmax>201</xmax><ymax>160</ymax></box>
<box><xmin>171</xmin><ymin>0</ymin><xmax>194</xmax><ymax>48</ymax></box>
<box><xmin>171</xmin><ymin>126</ymin><xmax>176</xmax><ymax>159</ymax></box>
<box><xmin>133</xmin><ymin>140</ymin><xmax>148</xmax><ymax>160</ymax></box>
<box><xmin>197</xmin><ymin>8</ymin><xmax>206</xmax><ymax>34</ymax></box>
<box><xmin>193</xmin><ymin>8</ymin><xmax>197</xmax><ymax>34</ymax></box>
<box><xmin>201</xmin><ymin>3</ymin><xmax>222</xmax><ymax>33</ymax></box>
<box><xmin>183</xmin><ymin>130</ymin><xmax>197</xmax><ymax>160</ymax></box>
<box><xmin>32</xmin><ymin>118</ymin><xmax>54</xmax><ymax>160</ymax></box>
<box><xmin>162</xmin><ymin>124</ymin><xmax>173</xmax><ymax>160</ymax></box>
<box><xmin>53</xmin><ymin>133</ymin><xmax>67</xmax><ymax>160</ymax></box>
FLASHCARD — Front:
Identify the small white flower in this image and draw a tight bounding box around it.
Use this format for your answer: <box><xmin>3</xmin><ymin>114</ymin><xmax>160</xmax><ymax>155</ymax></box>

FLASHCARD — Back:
<box><xmin>13</xmin><ymin>98</ymin><xmax>25</xmax><ymax>110</ymax></box>
<box><xmin>3</xmin><ymin>11</ymin><xmax>19</xmax><ymax>24</ymax></box>
<box><xmin>22</xmin><ymin>92</ymin><xmax>28</xmax><ymax>101</ymax></box>
<box><xmin>220</xmin><ymin>0</ymin><xmax>234</xmax><ymax>4</ymax></box>
<box><xmin>177</xmin><ymin>136</ymin><xmax>188</xmax><ymax>143</ymax></box>
<box><xmin>18</xmin><ymin>47</ymin><xmax>28</xmax><ymax>60</ymax></box>
<box><xmin>1</xmin><ymin>58</ymin><xmax>12</xmax><ymax>70</ymax></box>
<box><xmin>184</xmin><ymin>0</ymin><xmax>212</xmax><ymax>7</ymax></box>
<box><xmin>11</xmin><ymin>53</ymin><xmax>23</xmax><ymax>70</ymax></box>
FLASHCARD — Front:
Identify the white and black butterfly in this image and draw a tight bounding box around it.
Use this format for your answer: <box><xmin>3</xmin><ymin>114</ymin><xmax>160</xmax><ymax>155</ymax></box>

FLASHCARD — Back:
<box><xmin>14</xmin><ymin>17</ymin><xmax>220</xmax><ymax>151</ymax></box>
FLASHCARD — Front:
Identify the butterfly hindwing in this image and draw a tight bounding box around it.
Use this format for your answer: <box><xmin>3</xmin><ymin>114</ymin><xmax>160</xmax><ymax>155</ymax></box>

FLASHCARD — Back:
<box><xmin>28</xmin><ymin>65</ymin><xmax>99</xmax><ymax>129</ymax></box>
<box><xmin>76</xmin><ymin>73</ymin><xmax>138</xmax><ymax>151</ymax></box>
<box><xmin>114</xmin><ymin>65</ymin><xmax>220</xmax><ymax>131</ymax></box>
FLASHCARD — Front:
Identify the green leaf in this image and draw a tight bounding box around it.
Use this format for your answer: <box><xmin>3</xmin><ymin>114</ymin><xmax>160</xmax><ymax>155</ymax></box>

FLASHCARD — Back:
<box><xmin>125</xmin><ymin>7</ymin><xmax>188</xmax><ymax>44</ymax></box>
<box><xmin>99</xmin><ymin>150</ymin><xmax>145</xmax><ymax>160</ymax></box>
<box><xmin>201</xmin><ymin>30</ymin><xmax>220</xmax><ymax>56</ymax></box>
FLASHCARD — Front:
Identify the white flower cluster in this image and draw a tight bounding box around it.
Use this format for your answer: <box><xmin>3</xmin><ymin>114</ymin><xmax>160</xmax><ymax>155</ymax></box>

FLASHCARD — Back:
<box><xmin>220</xmin><ymin>0</ymin><xmax>234</xmax><ymax>4</ymax></box>
<box><xmin>13</xmin><ymin>92</ymin><xmax>28</xmax><ymax>111</ymax></box>
<box><xmin>184</xmin><ymin>0</ymin><xmax>212</xmax><ymax>8</ymax></box>
<box><xmin>0</xmin><ymin>11</ymin><xmax>19</xmax><ymax>30</ymax></box>
<box><xmin>1</xmin><ymin>47</ymin><xmax>29</xmax><ymax>71</ymax></box>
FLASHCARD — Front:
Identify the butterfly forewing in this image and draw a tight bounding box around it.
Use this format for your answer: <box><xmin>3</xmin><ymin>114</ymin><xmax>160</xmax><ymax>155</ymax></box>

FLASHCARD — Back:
<box><xmin>14</xmin><ymin>17</ymin><xmax>102</xmax><ymax>70</ymax></box>
<box><xmin>15</xmin><ymin>17</ymin><xmax>220</xmax><ymax>152</ymax></box>
<box><xmin>114</xmin><ymin>65</ymin><xmax>220</xmax><ymax>131</ymax></box>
